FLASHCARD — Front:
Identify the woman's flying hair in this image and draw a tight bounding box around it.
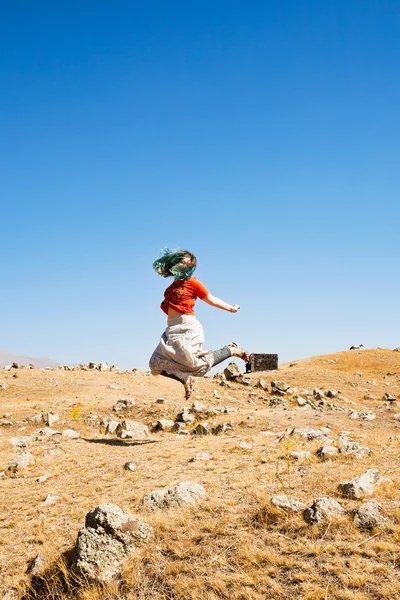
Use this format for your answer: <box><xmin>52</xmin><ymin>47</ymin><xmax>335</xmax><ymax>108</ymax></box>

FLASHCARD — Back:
<box><xmin>152</xmin><ymin>248</ymin><xmax>197</xmax><ymax>281</ymax></box>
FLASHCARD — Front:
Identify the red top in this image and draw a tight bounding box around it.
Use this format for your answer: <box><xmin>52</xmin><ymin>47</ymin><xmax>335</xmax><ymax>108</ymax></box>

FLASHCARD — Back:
<box><xmin>161</xmin><ymin>277</ymin><xmax>209</xmax><ymax>315</ymax></box>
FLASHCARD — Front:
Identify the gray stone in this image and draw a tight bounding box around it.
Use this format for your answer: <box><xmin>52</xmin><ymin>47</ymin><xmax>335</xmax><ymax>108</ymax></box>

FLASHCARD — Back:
<box><xmin>326</xmin><ymin>390</ymin><xmax>339</xmax><ymax>398</ymax></box>
<box><xmin>190</xmin><ymin>452</ymin><xmax>211</xmax><ymax>462</ymax></box>
<box><xmin>350</xmin><ymin>410</ymin><xmax>376</xmax><ymax>421</ymax></box>
<box><xmin>176</xmin><ymin>407</ymin><xmax>195</xmax><ymax>424</ymax></box>
<box><xmin>141</xmin><ymin>481</ymin><xmax>206</xmax><ymax>510</ymax></box>
<box><xmin>317</xmin><ymin>446</ymin><xmax>339</xmax><ymax>460</ymax></box>
<box><xmin>192</xmin><ymin>422</ymin><xmax>211</xmax><ymax>435</ymax></box>
<box><xmin>155</xmin><ymin>419</ymin><xmax>175</xmax><ymax>432</ymax></box>
<box><xmin>124</xmin><ymin>462</ymin><xmax>137</xmax><ymax>472</ymax></box>
<box><xmin>191</xmin><ymin>401</ymin><xmax>205</xmax><ymax>413</ymax></box>
<box><xmin>271</xmin><ymin>380</ymin><xmax>290</xmax><ymax>393</ymax></box>
<box><xmin>8</xmin><ymin>451</ymin><xmax>35</xmax><ymax>475</ymax></box>
<box><xmin>41</xmin><ymin>494</ymin><xmax>59</xmax><ymax>506</ymax></box>
<box><xmin>172</xmin><ymin>422</ymin><xmax>188</xmax><ymax>435</ymax></box>
<box><xmin>62</xmin><ymin>429</ymin><xmax>80</xmax><ymax>439</ymax></box>
<box><xmin>113</xmin><ymin>399</ymin><xmax>135</xmax><ymax>412</ymax></box>
<box><xmin>30</xmin><ymin>413</ymin><xmax>43</xmax><ymax>424</ymax></box>
<box><xmin>303</xmin><ymin>496</ymin><xmax>345</xmax><ymax>524</ymax></box>
<box><xmin>27</xmin><ymin>553</ymin><xmax>44</xmax><ymax>575</ymax></box>
<box><xmin>117</xmin><ymin>421</ymin><xmax>149</xmax><ymax>438</ymax></box>
<box><xmin>290</xmin><ymin>451</ymin><xmax>312</xmax><ymax>460</ymax></box>
<box><xmin>9</xmin><ymin>436</ymin><xmax>28</xmax><ymax>448</ymax></box>
<box><xmin>339</xmin><ymin>441</ymin><xmax>371</xmax><ymax>459</ymax></box>
<box><xmin>269</xmin><ymin>396</ymin><xmax>287</xmax><ymax>407</ymax></box>
<box><xmin>72</xmin><ymin>504</ymin><xmax>153</xmax><ymax>582</ymax></box>
<box><xmin>236</xmin><ymin>440</ymin><xmax>252</xmax><ymax>450</ymax></box>
<box><xmin>0</xmin><ymin>381</ymin><xmax>10</xmax><ymax>390</ymax></box>
<box><xmin>36</xmin><ymin>473</ymin><xmax>52</xmax><ymax>483</ymax></box>
<box><xmin>290</xmin><ymin>427</ymin><xmax>331</xmax><ymax>441</ymax></box>
<box><xmin>98</xmin><ymin>362</ymin><xmax>110</xmax><ymax>371</ymax></box>
<box><xmin>383</xmin><ymin>393</ymin><xmax>397</xmax><ymax>402</ymax></box>
<box><xmin>105</xmin><ymin>420</ymin><xmax>119</xmax><ymax>434</ymax></box>
<box><xmin>271</xmin><ymin>496</ymin><xmax>307</xmax><ymax>513</ymax></box>
<box><xmin>339</xmin><ymin>469</ymin><xmax>384</xmax><ymax>499</ymax></box>
<box><xmin>224</xmin><ymin>362</ymin><xmax>241</xmax><ymax>381</ymax></box>
<box><xmin>212</xmin><ymin>422</ymin><xmax>233</xmax><ymax>435</ymax></box>
<box><xmin>313</xmin><ymin>388</ymin><xmax>325</xmax><ymax>401</ymax></box>
<box><xmin>364</xmin><ymin>393</ymin><xmax>377</xmax><ymax>400</ymax></box>
<box><xmin>352</xmin><ymin>499</ymin><xmax>387</xmax><ymax>530</ymax></box>
<box><xmin>44</xmin><ymin>412</ymin><xmax>59</xmax><ymax>427</ymax></box>
<box><xmin>257</xmin><ymin>378</ymin><xmax>269</xmax><ymax>391</ymax></box>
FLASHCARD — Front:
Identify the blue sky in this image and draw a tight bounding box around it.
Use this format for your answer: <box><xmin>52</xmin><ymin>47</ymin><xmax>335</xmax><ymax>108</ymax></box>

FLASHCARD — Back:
<box><xmin>1</xmin><ymin>1</ymin><xmax>399</xmax><ymax>368</ymax></box>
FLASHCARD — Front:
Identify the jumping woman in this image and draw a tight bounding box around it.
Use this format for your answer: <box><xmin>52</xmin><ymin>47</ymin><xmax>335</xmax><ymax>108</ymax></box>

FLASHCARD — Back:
<box><xmin>149</xmin><ymin>248</ymin><xmax>249</xmax><ymax>399</ymax></box>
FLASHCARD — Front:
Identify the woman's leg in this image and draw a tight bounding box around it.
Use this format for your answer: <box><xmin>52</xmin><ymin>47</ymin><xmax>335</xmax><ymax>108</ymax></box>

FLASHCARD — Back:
<box><xmin>211</xmin><ymin>346</ymin><xmax>232</xmax><ymax>367</ymax></box>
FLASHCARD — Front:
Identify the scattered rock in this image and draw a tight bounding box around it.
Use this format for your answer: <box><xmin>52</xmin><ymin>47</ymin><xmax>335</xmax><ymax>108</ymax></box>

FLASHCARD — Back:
<box><xmin>124</xmin><ymin>462</ymin><xmax>137</xmax><ymax>472</ymax></box>
<box><xmin>339</xmin><ymin>440</ymin><xmax>371</xmax><ymax>459</ymax></box>
<box><xmin>36</xmin><ymin>473</ymin><xmax>52</xmax><ymax>483</ymax></box>
<box><xmin>0</xmin><ymin>381</ymin><xmax>10</xmax><ymax>390</ymax></box>
<box><xmin>352</xmin><ymin>499</ymin><xmax>387</xmax><ymax>530</ymax></box>
<box><xmin>113</xmin><ymin>399</ymin><xmax>135</xmax><ymax>412</ymax></box>
<box><xmin>62</xmin><ymin>429</ymin><xmax>80</xmax><ymax>439</ymax></box>
<box><xmin>41</xmin><ymin>494</ymin><xmax>59</xmax><ymax>506</ymax></box>
<box><xmin>117</xmin><ymin>421</ymin><xmax>149</xmax><ymax>439</ymax></box>
<box><xmin>290</xmin><ymin>451</ymin><xmax>312</xmax><ymax>460</ymax></box>
<box><xmin>271</xmin><ymin>496</ymin><xmax>307</xmax><ymax>513</ymax></box>
<box><xmin>176</xmin><ymin>407</ymin><xmax>195</xmax><ymax>424</ymax></box>
<box><xmin>141</xmin><ymin>481</ymin><xmax>206</xmax><ymax>510</ymax></box>
<box><xmin>224</xmin><ymin>363</ymin><xmax>241</xmax><ymax>381</ymax></box>
<box><xmin>30</xmin><ymin>413</ymin><xmax>43</xmax><ymax>424</ymax></box>
<box><xmin>27</xmin><ymin>553</ymin><xmax>44</xmax><ymax>575</ymax></box>
<box><xmin>105</xmin><ymin>420</ymin><xmax>119</xmax><ymax>434</ymax></box>
<box><xmin>271</xmin><ymin>380</ymin><xmax>290</xmax><ymax>393</ymax></box>
<box><xmin>339</xmin><ymin>469</ymin><xmax>385</xmax><ymax>499</ymax></box>
<box><xmin>44</xmin><ymin>413</ymin><xmax>59</xmax><ymax>427</ymax></box>
<box><xmin>269</xmin><ymin>396</ymin><xmax>287</xmax><ymax>407</ymax></box>
<box><xmin>192</xmin><ymin>422</ymin><xmax>211</xmax><ymax>435</ymax></box>
<box><xmin>173</xmin><ymin>422</ymin><xmax>188</xmax><ymax>435</ymax></box>
<box><xmin>191</xmin><ymin>400</ymin><xmax>205</xmax><ymax>413</ymax></box>
<box><xmin>236</xmin><ymin>441</ymin><xmax>252</xmax><ymax>450</ymax></box>
<box><xmin>317</xmin><ymin>446</ymin><xmax>339</xmax><ymax>460</ymax></box>
<box><xmin>72</xmin><ymin>504</ymin><xmax>153</xmax><ymax>582</ymax></box>
<box><xmin>257</xmin><ymin>378</ymin><xmax>269</xmax><ymax>391</ymax></box>
<box><xmin>350</xmin><ymin>410</ymin><xmax>376</xmax><ymax>421</ymax></box>
<box><xmin>290</xmin><ymin>427</ymin><xmax>331</xmax><ymax>441</ymax></box>
<box><xmin>8</xmin><ymin>451</ymin><xmax>35</xmax><ymax>475</ymax></box>
<box><xmin>190</xmin><ymin>452</ymin><xmax>211</xmax><ymax>462</ymax></box>
<box><xmin>9</xmin><ymin>436</ymin><xmax>28</xmax><ymax>448</ymax></box>
<box><xmin>155</xmin><ymin>419</ymin><xmax>175</xmax><ymax>432</ymax></box>
<box><xmin>326</xmin><ymin>390</ymin><xmax>339</xmax><ymax>398</ymax></box>
<box><xmin>364</xmin><ymin>393</ymin><xmax>377</xmax><ymax>400</ymax></box>
<box><xmin>383</xmin><ymin>393</ymin><xmax>397</xmax><ymax>402</ymax></box>
<box><xmin>98</xmin><ymin>362</ymin><xmax>110</xmax><ymax>371</ymax></box>
<box><xmin>303</xmin><ymin>496</ymin><xmax>345</xmax><ymax>524</ymax></box>
<box><xmin>212</xmin><ymin>422</ymin><xmax>233</xmax><ymax>435</ymax></box>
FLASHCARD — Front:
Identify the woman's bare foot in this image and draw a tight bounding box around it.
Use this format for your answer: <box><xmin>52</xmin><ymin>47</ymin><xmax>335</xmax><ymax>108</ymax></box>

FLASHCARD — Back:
<box><xmin>228</xmin><ymin>342</ymin><xmax>250</xmax><ymax>363</ymax></box>
<box><xmin>184</xmin><ymin>376</ymin><xmax>194</xmax><ymax>400</ymax></box>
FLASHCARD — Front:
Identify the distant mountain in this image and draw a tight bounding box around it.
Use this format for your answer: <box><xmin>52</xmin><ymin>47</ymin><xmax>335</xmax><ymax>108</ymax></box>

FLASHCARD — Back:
<box><xmin>0</xmin><ymin>349</ymin><xmax>59</xmax><ymax>369</ymax></box>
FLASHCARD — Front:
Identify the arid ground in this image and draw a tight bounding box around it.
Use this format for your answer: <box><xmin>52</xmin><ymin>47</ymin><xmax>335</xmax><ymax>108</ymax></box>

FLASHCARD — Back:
<box><xmin>1</xmin><ymin>348</ymin><xmax>400</xmax><ymax>600</ymax></box>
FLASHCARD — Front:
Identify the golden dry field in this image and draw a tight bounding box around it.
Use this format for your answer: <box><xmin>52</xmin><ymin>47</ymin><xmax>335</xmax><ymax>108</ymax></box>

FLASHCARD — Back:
<box><xmin>1</xmin><ymin>348</ymin><xmax>400</xmax><ymax>600</ymax></box>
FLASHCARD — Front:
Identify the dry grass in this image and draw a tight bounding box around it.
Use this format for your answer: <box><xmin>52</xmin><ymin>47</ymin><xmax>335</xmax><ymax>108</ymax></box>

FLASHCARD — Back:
<box><xmin>1</xmin><ymin>348</ymin><xmax>400</xmax><ymax>599</ymax></box>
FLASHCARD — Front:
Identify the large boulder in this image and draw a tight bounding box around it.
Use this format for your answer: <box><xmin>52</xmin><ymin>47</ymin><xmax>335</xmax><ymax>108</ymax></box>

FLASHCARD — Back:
<box><xmin>352</xmin><ymin>499</ymin><xmax>387</xmax><ymax>530</ymax></box>
<box><xmin>72</xmin><ymin>504</ymin><xmax>153</xmax><ymax>582</ymax></box>
<box><xmin>141</xmin><ymin>481</ymin><xmax>206</xmax><ymax>510</ymax></box>
<box><xmin>339</xmin><ymin>469</ymin><xmax>384</xmax><ymax>499</ymax></box>
<box><xmin>271</xmin><ymin>496</ymin><xmax>307</xmax><ymax>513</ymax></box>
<box><xmin>224</xmin><ymin>362</ymin><xmax>241</xmax><ymax>381</ymax></box>
<box><xmin>303</xmin><ymin>496</ymin><xmax>345</xmax><ymax>524</ymax></box>
<box><xmin>117</xmin><ymin>420</ymin><xmax>149</xmax><ymax>439</ymax></box>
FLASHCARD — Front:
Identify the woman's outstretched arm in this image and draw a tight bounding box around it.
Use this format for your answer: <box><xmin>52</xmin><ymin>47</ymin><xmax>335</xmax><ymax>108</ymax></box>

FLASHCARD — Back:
<box><xmin>201</xmin><ymin>293</ymin><xmax>240</xmax><ymax>313</ymax></box>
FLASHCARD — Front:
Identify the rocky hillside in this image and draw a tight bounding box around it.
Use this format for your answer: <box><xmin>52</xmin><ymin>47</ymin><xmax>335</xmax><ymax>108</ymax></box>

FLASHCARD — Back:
<box><xmin>1</xmin><ymin>348</ymin><xmax>400</xmax><ymax>600</ymax></box>
<box><xmin>0</xmin><ymin>349</ymin><xmax>59</xmax><ymax>369</ymax></box>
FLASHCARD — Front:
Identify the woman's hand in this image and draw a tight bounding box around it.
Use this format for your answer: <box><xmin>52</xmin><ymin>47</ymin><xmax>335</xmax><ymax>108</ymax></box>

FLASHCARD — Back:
<box><xmin>230</xmin><ymin>304</ymin><xmax>240</xmax><ymax>313</ymax></box>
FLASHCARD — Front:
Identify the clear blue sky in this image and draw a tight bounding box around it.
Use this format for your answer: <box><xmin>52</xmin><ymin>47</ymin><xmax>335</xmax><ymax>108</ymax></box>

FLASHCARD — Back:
<box><xmin>1</xmin><ymin>1</ymin><xmax>399</xmax><ymax>368</ymax></box>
